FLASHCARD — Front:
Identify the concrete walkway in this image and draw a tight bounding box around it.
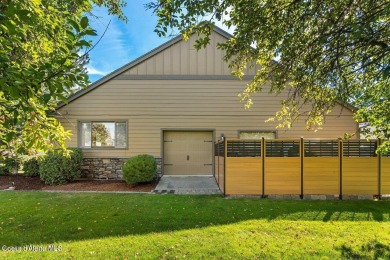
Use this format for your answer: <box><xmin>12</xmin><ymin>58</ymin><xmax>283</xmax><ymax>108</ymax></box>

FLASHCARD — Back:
<box><xmin>153</xmin><ymin>175</ymin><xmax>222</xmax><ymax>195</ymax></box>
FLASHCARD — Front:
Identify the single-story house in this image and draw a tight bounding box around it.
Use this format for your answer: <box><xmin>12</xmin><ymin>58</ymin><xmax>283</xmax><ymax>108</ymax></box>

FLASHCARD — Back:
<box><xmin>56</xmin><ymin>26</ymin><xmax>358</xmax><ymax>179</ymax></box>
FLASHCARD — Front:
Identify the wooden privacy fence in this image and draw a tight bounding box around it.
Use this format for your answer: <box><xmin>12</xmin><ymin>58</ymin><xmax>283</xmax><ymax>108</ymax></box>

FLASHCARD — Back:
<box><xmin>214</xmin><ymin>138</ymin><xmax>390</xmax><ymax>198</ymax></box>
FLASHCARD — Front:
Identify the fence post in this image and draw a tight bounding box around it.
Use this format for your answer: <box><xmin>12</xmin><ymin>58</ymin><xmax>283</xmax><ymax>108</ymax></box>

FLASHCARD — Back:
<box><xmin>300</xmin><ymin>138</ymin><xmax>304</xmax><ymax>199</ymax></box>
<box><xmin>216</xmin><ymin>142</ymin><xmax>219</xmax><ymax>183</ymax></box>
<box><xmin>339</xmin><ymin>140</ymin><xmax>343</xmax><ymax>200</ymax></box>
<box><xmin>262</xmin><ymin>137</ymin><xmax>265</xmax><ymax>198</ymax></box>
<box><xmin>223</xmin><ymin>138</ymin><xmax>227</xmax><ymax>196</ymax></box>
<box><xmin>218</xmin><ymin>141</ymin><xmax>220</xmax><ymax>184</ymax></box>
<box><xmin>214</xmin><ymin>142</ymin><xmax>216</xmax><ymax>179</ymax></box>
<box><xmin>378</xmin><ymin>139</ymin><xmax>382</xmax><ymax>200</ymax></box>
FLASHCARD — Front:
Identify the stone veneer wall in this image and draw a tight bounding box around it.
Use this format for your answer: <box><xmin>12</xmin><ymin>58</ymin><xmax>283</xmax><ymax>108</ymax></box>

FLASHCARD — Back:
<box><xmin>81</xmin><ymin>157</ymin><xmax>162</xmax><ymax>180</ymax></box>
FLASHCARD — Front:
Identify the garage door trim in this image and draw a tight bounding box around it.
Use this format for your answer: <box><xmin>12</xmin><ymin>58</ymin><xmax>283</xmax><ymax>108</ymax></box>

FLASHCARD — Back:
<box><xmin>161</xmin><ymin>129</ymin><xmax>215</xmax><ymax>176</ymax></box>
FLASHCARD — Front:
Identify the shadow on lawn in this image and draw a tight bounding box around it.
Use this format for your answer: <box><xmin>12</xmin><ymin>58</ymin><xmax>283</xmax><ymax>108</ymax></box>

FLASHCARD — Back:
<box><xmin>0</xmin><ymin>192</ymin><xmax>389</xmax><ymax>245</ymax></box>
<box><xmin>338</xmin><ymin>241</ymin><xmax>390</xmax><ymax>259</ymax></box>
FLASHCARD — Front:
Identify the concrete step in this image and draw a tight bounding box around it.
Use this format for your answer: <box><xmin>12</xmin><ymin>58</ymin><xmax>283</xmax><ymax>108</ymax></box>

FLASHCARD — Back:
<box><xmin>152</xmin><ymin>188</ymin><xmax>222</xmax><ymax>195</ymax></box>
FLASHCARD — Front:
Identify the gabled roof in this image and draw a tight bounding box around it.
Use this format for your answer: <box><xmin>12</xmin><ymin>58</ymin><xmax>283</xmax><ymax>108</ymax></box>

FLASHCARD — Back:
<box><xmin>57</xmin><ymin>26</ymin><xmax>233</xmax><ymax>109</ymax></box>
<box><xmin>57</xmin><ymin>25</ymin><xmax>356</xmax><ymax>113</ymax></box>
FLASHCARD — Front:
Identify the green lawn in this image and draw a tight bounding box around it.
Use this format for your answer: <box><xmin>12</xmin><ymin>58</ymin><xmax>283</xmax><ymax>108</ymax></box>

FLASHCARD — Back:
<box><xmin>0</xmin><ymin>192</ymin><xmax>389</xmax><ymax>259</ymax></box>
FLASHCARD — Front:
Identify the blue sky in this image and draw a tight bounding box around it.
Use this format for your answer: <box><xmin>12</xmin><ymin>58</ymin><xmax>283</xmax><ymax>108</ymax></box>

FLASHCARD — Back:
<box><xmin>86</xmin><ymin>1</ymin><xmax>167</xmax><ymax>82</ymax></box>
<box><xmin>86</xmin><ymin>1</ymin><xmax>231</xmax><ymax>83</ymax></box>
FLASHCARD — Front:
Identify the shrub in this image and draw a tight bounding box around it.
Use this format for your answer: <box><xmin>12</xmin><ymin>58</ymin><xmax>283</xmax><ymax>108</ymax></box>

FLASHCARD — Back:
<box><xmin>122</xmin><ymin>154</ymin><xmax>156</xmax><ymax>184</ymax></box>
<box><xmin>39</xmin><ymin>152</ymin><xmax>67</xmax><ymax>185</ymax></box>
<box><xmin>0</xmin><ymin>157</ymin><xmax>19</xmax><ymax>175</ymax></box>
<box><xmin>39</xmin><ymin>148</ymin><xmax>83</xmax><ymax>185</ymax></box>
<box><xmin>64</xmin><ymin>148</ymin><xmax>83</xmax><ymax>180</ymax></box>
<box><xmin>0</xmin><ymin>159</ymin><xmax>6</xmax><ymax>175</ymax></box>
<box><xmin>23</xmin><ymin>158</ymin><xmax>40</xmax><ymax>177</ymax></box>
<box><xmin>0</xmin><ymin>166</ymin><xmax>7</xmax><ymax>175</ymax></box>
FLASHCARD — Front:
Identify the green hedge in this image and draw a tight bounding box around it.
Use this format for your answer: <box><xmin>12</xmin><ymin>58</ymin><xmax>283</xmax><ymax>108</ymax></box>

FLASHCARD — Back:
<box><xmin>39</xmin><ymin>148</ymin><xmax>83</xmax><ymax>185</ymax></box>
<box><xmin>122</xmin><ymin>154</ymin><xmax>156</xmax><ymax>184</ymax></box>
<box><xmin>0</xmin><ymin>157</ymin><xmax>19</xmax><ymax>175</ymax></box>
<box><xmin>23</xmin><ymin>158</ymin><xmax>40</xmax><ymax>177</ymax></box>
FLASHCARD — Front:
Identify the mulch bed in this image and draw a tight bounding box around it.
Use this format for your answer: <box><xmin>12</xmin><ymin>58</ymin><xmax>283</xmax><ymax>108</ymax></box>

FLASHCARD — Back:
<box><xmin>0</xmin><ymin>175</ymin><xmax>156</xmax><ymax>192</ymax></box>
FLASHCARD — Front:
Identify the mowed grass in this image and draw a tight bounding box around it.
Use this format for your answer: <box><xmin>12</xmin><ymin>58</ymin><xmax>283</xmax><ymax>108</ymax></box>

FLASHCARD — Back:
<box><xmin>0</xmin><ymin>192</ymin><xmax>389</xmax><ymax>259</ymax></box>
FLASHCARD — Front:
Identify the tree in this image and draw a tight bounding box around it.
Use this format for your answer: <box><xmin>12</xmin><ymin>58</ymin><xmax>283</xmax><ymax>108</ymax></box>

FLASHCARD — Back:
<box><xmin>147</xmin><ymin>0</ymin><xmax>390</xmax><ymax>154</ymax></box>
<box><xmin>0</xmin><ymin>0</ymin><xmax>126</xmax><ymax>157</ymax></box>
<box><xmin>92</xmin><ymin>123</ymin><xmax>111</xmax><ymax>146</ymax></box>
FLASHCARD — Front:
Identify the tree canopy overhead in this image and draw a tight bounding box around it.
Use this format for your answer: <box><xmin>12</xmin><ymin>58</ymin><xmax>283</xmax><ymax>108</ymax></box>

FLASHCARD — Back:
<box><xmin>0</xmin><ymin>0</ymin><xmax>126</xmax><ymax>156</ymax></box>
<box><xmin>148</xmin><ymin>0</ymin><xmax>390</xmax><ymax>153</ymax></box>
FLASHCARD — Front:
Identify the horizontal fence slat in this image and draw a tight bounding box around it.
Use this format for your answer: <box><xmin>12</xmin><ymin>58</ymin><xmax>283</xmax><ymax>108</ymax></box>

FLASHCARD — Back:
<box><xmin>304</xmin><ymin>140</ymin><xmax>339</xmax><ymax>157</ymax></box>
<box><xmin>266</xmin><ymin>141</ymin><xmax>300</xmax><ymax>157</ymax></box>
<box><xmin>343</xmin><ymin>140</ymin><xmax>377</xmax><ymax>157</ymax></box>
<box><xmin>227</xmin><ymin>140</ymin><xmax>261</xmax><ymax>157</ymax></box>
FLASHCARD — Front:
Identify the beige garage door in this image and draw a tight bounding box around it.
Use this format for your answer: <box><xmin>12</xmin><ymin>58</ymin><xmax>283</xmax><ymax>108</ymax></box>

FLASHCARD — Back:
<box><xmin>163</xmin><ymin>131</ymin><xmax>213</xmax><ymax>175</ymax></box>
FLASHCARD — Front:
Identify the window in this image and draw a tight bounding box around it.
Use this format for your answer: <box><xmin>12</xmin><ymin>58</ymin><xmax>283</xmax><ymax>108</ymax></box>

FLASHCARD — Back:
<box><xmin>79</xmin><ymin>121</ymin><xmax>127</xmax><ymax>149</ymax></box>
<box><xmin>239</xmin><ymin>131</ymin><xmax>276</xmax><ymax>139</ymax></box>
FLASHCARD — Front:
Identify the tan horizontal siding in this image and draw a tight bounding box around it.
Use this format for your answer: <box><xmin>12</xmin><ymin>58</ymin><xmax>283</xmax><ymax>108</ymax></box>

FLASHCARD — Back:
<box><xmin>57</xmin><ymin>113</ymin><xmax>357</xmax><ymax>158</ymax></box>
<box><xmin>60</xmin><ymin>80</ymin><xmax>353</xmax><ymax>117</ymax></box>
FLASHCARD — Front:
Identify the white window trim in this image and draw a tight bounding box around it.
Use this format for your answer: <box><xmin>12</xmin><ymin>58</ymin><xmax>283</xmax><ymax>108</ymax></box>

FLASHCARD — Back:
<box><xmin>238</xmin><ymin>130</ymin><xmax>277</xmax><ymax>139</ymax></box>
<box><xmin>78</xmin><ymin>120</ymin><xmax>128</xmax><ymax>150</ymax></box>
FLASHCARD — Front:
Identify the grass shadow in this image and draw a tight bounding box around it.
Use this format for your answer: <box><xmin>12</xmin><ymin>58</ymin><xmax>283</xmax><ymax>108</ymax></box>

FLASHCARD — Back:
<box><xmin>338</xmin><ymin>240</ymin><xmax>390</xmax><ymax>259</ymax></box>
<box><xmin>0</xmin><ymin>192</ymin><xmax>389</xmax><ymax>245</ymax></box>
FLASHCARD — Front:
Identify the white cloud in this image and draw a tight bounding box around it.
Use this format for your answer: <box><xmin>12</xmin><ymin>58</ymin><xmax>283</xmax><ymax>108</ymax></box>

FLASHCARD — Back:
<box><xmin>86</xmin><ymin>6</ymin><xmax>132</xmax><ymax>79</ymax></box>
<box><xmin>85</xmin><ymin>2</ymin><xmax>169</xmax><ymax>82</ymax></box>
<box><xmin>86</xmin><ymin>64</ymin><xmax>107</xmax><ymax>76</ymax></box>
